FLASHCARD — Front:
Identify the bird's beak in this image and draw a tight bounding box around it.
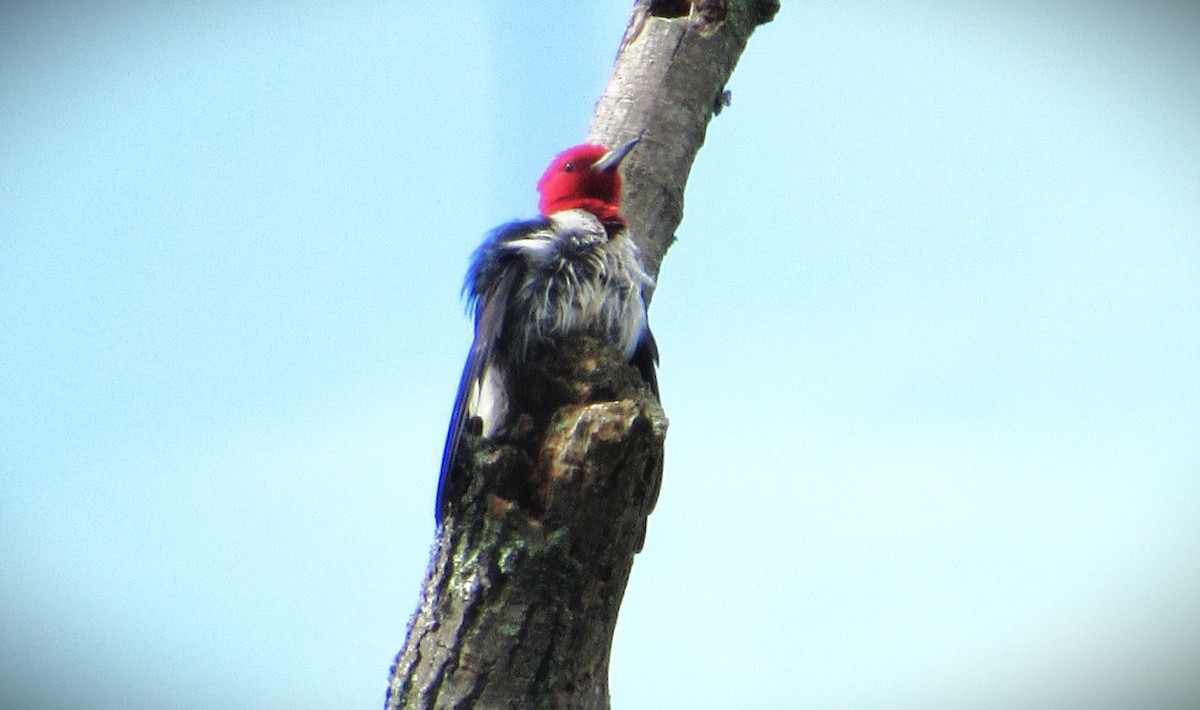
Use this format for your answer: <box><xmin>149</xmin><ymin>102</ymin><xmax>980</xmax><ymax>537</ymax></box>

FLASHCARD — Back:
<box><xmin>591</xmin><ymin>136</ymin><xmax>640</xmax><ymax>172</ymax></box>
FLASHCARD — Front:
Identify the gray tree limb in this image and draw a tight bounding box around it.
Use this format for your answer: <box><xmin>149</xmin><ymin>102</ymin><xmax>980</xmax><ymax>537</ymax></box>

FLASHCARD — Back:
<box><xmin>386</xmin><ymin>2</ymin><xmax>777</xmax><ymax>708</ymax></box>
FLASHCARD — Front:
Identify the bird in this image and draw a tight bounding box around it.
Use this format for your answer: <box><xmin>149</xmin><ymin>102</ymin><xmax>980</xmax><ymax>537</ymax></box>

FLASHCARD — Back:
<box><xmin>436</xmin><ymin>137</ymin><xmax>659</xmax><ymax>523</ymax></box>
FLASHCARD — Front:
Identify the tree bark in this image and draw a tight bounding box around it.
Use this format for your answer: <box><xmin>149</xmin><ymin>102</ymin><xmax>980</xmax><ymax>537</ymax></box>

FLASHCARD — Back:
<box><xmin>386</xmin><ymin>2</ymin><xmax>778</xmax><ymax>708</ymax></box>
<box><xmin>587</xmin><ymin>0</ymin><xmax>781</xmax><ymax>287</ymax></box>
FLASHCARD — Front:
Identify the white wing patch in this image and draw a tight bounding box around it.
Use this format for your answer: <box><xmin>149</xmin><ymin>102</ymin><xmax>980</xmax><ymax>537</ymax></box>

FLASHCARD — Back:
<box><xmin>467</xmin><ymin>366</ymin><xmax>507</xmax><ymax>438</ymax></box>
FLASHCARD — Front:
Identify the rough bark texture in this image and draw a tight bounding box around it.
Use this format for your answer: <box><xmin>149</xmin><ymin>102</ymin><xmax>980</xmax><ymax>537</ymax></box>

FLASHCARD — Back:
<box><xmin>386</xmin><ymin>2</ymin><xmax>777</xmax><ymax>708</ymax></box>
<box><xmin>387</xmin><ymin>342</ymin><xmax>666</xmax><ymax>710</ymax></box>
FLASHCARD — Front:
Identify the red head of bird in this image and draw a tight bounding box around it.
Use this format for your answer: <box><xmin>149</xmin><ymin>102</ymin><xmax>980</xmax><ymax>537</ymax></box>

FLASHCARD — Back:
<box><xmin>536</xmin><ymin>137</ymin><xmax>640</xmax><ymax>222</ymax></box>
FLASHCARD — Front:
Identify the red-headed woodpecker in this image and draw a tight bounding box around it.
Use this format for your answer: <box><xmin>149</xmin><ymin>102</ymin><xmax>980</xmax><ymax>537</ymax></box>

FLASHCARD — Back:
<box><xmin>436</xmin><ymin>138</ymin><xmax>659</xmax><ymax>523</ymax></box>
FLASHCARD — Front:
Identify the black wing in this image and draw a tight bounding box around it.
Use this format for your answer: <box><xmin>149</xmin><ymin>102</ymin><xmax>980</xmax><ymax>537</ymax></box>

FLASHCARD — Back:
<box><xmin>630</xmin><ymin>327</ymin><xmax>664</xmax><ymax>518</ymax></box>
<box><xmin>631</xmin><ymin>328</ymin><xmax>660</xmax><ymax>399</ymax></box>
<box><xmin>434</xmin><ymin>271</ymin><xmax>514</xmax><ymax>523</ymax></box>
<box><xmin>435</xmin><ymin>220</ymin><xmax>546</xmax><ymax>524</ymax></box>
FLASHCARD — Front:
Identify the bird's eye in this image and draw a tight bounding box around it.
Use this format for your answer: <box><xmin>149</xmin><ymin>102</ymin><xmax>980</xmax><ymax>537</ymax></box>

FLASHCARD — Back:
<box><xmin>563</xmin><ymin>162</ymin><xmax>575</xmax><ymax>172</ymax></box>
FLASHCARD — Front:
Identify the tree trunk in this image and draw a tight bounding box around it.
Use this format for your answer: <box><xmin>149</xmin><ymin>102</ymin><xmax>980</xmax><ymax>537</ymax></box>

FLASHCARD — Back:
<box><xmin>386</xmin><ymin>2</ymin><xmax>778</xmax><ymax>708</ymax></box>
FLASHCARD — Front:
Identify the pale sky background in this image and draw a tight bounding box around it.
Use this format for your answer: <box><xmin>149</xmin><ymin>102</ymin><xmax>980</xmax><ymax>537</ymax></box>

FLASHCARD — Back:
<box><xmin>3</xmin><ymin>1</ymin><xmax>1199</xmax><ymax>709</ymax></box>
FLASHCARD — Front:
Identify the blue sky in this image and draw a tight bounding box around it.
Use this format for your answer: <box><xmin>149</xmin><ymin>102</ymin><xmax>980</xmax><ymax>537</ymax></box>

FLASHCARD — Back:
<box><xmin>2</xmin><ymin>1</ymin><xmax>1198</xmax><ymax>708</ymax></box>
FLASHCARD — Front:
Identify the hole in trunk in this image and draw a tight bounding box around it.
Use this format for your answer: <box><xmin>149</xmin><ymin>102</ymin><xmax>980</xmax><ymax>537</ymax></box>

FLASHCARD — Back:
<box><xmin>647</xmin><ymin>0</ymin><xmax>691</xmax><ymax>19</ymax></box>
